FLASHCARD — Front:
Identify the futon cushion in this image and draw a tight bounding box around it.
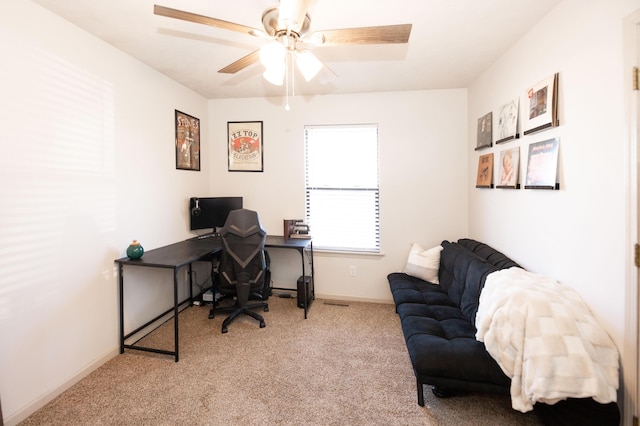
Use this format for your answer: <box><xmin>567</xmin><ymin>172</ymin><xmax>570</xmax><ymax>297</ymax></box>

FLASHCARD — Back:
<box><xmin>398</xmin><ymin>302</ymin><xmax>509</xmax><ymax>386</ymax></box>
<box><xmin>437</xmin><ymin>242</ymin><xmax>489</xmax><ymax>304</ymax></box>
<box><xmin>457</xmin><ymin>238</ymin><xmax>521</xmax><ymax>270</ymax></box>
<box><xmin>388</xmin><ymin>273</ymin><xmax>454</xmax><ymax>308</ymax></box>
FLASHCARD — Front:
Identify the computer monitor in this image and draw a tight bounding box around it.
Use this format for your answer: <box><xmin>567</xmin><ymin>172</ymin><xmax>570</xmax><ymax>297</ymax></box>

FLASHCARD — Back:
<box><xmin>189</xmin><ymin>196</ymin><xmax>243</xmax><ymax>235</ymax></box>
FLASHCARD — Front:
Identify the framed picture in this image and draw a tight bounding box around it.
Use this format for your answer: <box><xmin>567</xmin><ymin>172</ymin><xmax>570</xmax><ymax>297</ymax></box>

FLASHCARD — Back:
<box><xmin>525</xmin><ymin>138</ymin><xmax>559</xmax><ymax>189</ymax></box>
<box><xmin>476</xmin><ymin>153</ymin><xmax>494</xmax><ymax>188</ymax></box>
<box><xmin>496</xmin><ymin>147</ymin><xmax>520</xmax><ymax>189</ymax></box>
<box><xmin>175</xmin><ymin>110</ymin><xmax>200</xmax><ymax>171</ymax></box>
<box><xmin>523</xmin><ymin>73</ymin><xmax>559</xmax><ymax>135</ymax></box>
<box><xmin>228</xmin><ymin>121</ymin><xmax>263</xmax><ymax>172</ymax></box>
<box><xmin>475</xmin><ymin>112</ymin><xmax>492</xmax><ymax>150</ymax></box>
<box><xmin>496</xmin><ymin>97</ymin><xmax>519</xmax><ymax>144</ymax></box>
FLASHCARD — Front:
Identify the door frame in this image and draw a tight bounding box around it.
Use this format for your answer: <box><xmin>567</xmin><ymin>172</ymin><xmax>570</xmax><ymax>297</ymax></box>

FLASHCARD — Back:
<box><xmin>624</xmin><ymin>9</ymin><xmax>640</xmax><ymax>426</ymax></box>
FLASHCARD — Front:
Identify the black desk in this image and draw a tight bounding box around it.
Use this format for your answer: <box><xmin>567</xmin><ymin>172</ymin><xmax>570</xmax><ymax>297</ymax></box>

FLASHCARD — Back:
<box><xmin>115</xmin><ymin>238</ymin><xmax>221</xmax><ymax>361</ymax></box>
<box><xmin>115</xmin><ymin>235</ymin><xmax>314</xmax><ymax>361</ymax></box>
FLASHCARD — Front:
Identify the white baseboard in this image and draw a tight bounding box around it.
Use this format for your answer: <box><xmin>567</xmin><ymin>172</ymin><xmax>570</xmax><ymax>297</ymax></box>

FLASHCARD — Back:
<box><xmin>315</xmin><ymin>293</ymin><xmax>394</xmax><ymax>305</ymax></box>
<box><xmin>5</xmin><ymin>348</ymin><xmax>119</xmax><ymax>426</ymax></box>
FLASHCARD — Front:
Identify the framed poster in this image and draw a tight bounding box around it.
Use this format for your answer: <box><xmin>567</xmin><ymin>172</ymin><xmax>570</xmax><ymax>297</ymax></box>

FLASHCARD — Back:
<box><xmin>497</xmin><ymin>147</ymin><xmax>520</xmax><ymax>189</ymax></box>
<box><xmin>476</xmin><ymin>153</ymin><xmax>494</xmax><ymax>188</ymax></box>
<box><xmin>175</xmin><ymin>110</ymin><xmax>200</xmax><ymax>171</ymax></box>
<box><xmin>475</xmin><ymin>112</ymin><xmax>492</xmax><ymax>150</ymax></box>
<box><xmin>525</xmin><ymin>138</ymin><xmax>559</xmax><ymax>189</ymax></box>
<box><xmin>228</xmin><ymin>121</ymin><xmax>263</xmax><ymax>172</ymax></box>
<box><xmin>496</xmin><ymin>97</ymin><xmax>519</xmax><ymax>144</ymax></box>
<box><xmin>523</xmin><ymin>73</ymin><xmax>559</xmax><ymax>135</ymax></box>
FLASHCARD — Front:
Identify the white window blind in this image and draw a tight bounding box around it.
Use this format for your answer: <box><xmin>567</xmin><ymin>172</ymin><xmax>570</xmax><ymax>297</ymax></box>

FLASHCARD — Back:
<box><xmin>304</xmin><ymin>124</ymin><xmax>380</xmax><ymax>252</ymax></box>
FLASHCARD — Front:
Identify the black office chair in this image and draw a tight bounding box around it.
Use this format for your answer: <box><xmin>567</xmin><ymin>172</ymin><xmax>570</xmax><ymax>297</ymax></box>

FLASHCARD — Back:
<box><xmin>209</xmin><ymin>209</ymin><xmax>269</xmax><ymax>333</ymax></box>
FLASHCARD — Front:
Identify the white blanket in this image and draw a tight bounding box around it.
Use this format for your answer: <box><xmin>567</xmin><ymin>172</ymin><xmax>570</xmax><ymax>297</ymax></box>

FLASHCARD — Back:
<box><xmin>475</xmin><ymin>267</ymin><xmax>618</xmax><ymax>412</ymax></box>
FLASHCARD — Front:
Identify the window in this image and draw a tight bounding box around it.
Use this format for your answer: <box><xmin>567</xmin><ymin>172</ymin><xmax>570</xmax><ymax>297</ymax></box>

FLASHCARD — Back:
<box><xmin>304</xmin><ymin>124</ymin><xmax>380</xmax><ymax>253</ymax></box>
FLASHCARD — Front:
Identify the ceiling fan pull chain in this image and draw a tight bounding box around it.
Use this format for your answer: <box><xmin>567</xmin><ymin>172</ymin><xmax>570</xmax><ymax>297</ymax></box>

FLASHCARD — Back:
<box><xmin>285</xmin><ymin>52</ymin><xmax>291</xmax><ymax>111</ymax></box>
<box><xmin>291</xmin><ymin>50</ymin><xmax>296</xmax><ymax>97</ymax></box>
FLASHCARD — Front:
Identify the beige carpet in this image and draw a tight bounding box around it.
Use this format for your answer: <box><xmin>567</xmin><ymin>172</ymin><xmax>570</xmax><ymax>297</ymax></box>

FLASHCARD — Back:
<box><xmin>20</xmin><ymin>297</ymin><xmax>541</xmax><ymax>425</ymax></box>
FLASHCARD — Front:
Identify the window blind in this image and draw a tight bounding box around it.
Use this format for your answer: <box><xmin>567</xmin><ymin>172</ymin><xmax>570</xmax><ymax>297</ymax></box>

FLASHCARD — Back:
<box><xmin>304</xmin><ymin>124</ymin><xmax>380</xmax><ymax>252</ymax></box>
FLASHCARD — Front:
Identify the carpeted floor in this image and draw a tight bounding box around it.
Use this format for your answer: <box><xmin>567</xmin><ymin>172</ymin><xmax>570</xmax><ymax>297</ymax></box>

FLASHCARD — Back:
<box><xmin>20</xmin><ymin>296</ymin><xmax>541</xmax><ymax>425</ymax></box>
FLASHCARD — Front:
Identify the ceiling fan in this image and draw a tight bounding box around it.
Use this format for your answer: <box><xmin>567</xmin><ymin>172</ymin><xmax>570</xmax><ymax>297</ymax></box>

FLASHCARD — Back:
<box><xmin>153</xmin><ymin>0</ymin><xmax>412</xmax><ymax>89</ymax></box>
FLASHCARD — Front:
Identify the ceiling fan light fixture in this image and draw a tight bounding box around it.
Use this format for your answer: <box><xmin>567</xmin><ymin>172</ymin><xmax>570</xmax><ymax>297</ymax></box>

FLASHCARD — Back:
<box><xmin>259</xmin><ymin>41</ymin><xmax>286</xmax><ymax>69</ymax></box>
<box><xmin>295</xmin><ymin>49</ymin><xmax>323</xmax><ymax>82</ymax></box>
<box><xmin>263</xmin><ymin>65</ymin><xmax>285</xmax><ymax>86</ymax></box>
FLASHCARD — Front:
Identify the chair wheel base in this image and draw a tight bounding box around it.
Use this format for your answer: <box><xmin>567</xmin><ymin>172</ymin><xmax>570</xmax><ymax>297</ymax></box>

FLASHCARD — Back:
<box><xmin>222</xmin><ymin>326</ymin><xmax>228</xmax><ymax>333</ymax></box>
<box><xmin>260</xmin><ymin>321</ymin><xmax>266</xmax><ymax>328</ymax></box>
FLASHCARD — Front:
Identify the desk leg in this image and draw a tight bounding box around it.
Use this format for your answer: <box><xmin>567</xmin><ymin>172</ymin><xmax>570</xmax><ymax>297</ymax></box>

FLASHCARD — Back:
<box><xmin>118</xmin><ymin>263</ymin><xmax>125</xmax><ymax>354</ymax></box>
<box><xmin>188</xmin><ymin>263</ymin><xmax>194</xmax><ymax>304</ymax></box>
<box><xmin>309</xmin><ymin>241</ymin><xmax>314</xmax><ymax>303</ymax></box>
<box><xmin>173</xmin><ymin>269</ymin><xmax>179</xmax><ymax>362</ymax></box>
<box><xmin>293</xmin><ymin>244</ymin><xmax>315</xmax><ymax>319</ymax></box>
<box><xmin>300</xmin><ymin>248</ymin><xmax>307</xmax><ymax>319</ymax></box>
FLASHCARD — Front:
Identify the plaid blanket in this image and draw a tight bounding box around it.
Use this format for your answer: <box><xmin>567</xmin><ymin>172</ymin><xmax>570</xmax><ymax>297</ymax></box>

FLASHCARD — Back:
<box><xmin>475</xmin><ymin>267</ymin><xmax>619</xmax><ymax>412</ymax></box>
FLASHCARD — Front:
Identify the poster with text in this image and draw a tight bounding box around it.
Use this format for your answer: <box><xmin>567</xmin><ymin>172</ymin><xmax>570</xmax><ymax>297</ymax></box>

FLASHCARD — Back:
<box><xmin>175</xmin><ymin>110</ymin><xmax>200</xmax><ymax>171</ymax></box>
<box><xmin>228</xmin><ymin>121</ymin><xmax>263</xmax><ymax>172</ymax></box>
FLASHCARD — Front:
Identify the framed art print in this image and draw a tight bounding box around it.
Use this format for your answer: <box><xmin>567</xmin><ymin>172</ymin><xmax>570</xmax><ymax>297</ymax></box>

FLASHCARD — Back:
<box><xmin>476</xmin><ymin>153</ymin><xmax>494</xmax><ymax>188</ymax></box>
<box><xmin>228</xmin><ymin>121</ymin><xmax>263</xmax><ymax>172</ymax></box>
<box><xmin>496</xmin><ymin>97</ymin><xmax>519</xmax><ymax>144</ymax></box>
<box><xmin>497</xmin><ymin>147</ymin><xmax>520</xmax><ymax>189</ymax></box>
<box><xmin>476</xmin><ymin>112</ymin><xmax>492</xmax><ymax>150</ymax></box>
<box><xmin>175</xmin><ymin>110</ymin><xmax>200</xmax><ymax>171</ymax></box>
<box><xmin>525</xmin><ymin>138</ymin><xmax>559</xmax><ymax>189</ymax></box>
<box><xmin>523</xmin><ymin>73</ymin><xmax>559</xmax><ymax>135</ymax></box>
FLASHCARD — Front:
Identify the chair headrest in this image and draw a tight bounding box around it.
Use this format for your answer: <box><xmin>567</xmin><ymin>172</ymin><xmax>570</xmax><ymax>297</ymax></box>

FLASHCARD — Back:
<box><xmin>221</xmin><ymin>209</ymin><xmax>265</xmax><ymax>238</ymax></box>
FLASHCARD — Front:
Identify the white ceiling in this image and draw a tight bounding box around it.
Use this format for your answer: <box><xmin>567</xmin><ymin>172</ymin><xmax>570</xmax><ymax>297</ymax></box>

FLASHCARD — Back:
<box><xmin>31</xmin><ymin>0</ymin><xmax>561</xmax><ymax>100</ymax></box>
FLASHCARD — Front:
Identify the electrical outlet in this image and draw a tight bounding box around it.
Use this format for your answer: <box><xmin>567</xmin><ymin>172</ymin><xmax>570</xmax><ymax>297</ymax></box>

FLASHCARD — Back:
<box><xmin>349</xmin><ymin>265</ymin><xmax>357</xmax><ymax>277</ymax></box>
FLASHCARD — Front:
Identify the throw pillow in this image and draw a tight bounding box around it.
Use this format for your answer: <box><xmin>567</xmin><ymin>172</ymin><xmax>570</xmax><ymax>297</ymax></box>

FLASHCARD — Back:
<box><xmin>404</xmin><ymin>242</ymin><xmax>443</xmax><ymax>284</ymax></box>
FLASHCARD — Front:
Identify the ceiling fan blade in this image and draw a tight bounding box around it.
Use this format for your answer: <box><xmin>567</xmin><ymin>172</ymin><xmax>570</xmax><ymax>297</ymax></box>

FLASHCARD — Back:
<box><xmin>310</xmin><ymin>23</ymin><xmax>412</xmax><ymax>46</ymax></box>
<box><xmin>218</xmin><ymin>50</ymin><xmax>261</xmax><ymax>74</ymax></box>
<box><xmin>154</xmin><ymin>5</ymin><xmax>261</xmax><ymax>36</ymax></box>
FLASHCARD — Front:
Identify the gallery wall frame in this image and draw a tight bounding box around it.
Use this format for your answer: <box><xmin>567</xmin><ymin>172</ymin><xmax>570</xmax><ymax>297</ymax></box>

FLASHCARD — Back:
<box><xmin>523</xmin><ymin>73</ymin><xmax>559</xmax><ymax>135</ymax></box>
<box><xmin>476</xmin><ymin>153</ymin><xmax>494</xmax><ymax>188</ymax></box>
<box><xmin>496</xmin><ymin>147</ymin><xmax>520</xmax><ymax>189</ymax></box>
<box><xmin>175</xmin><ymin>110</ymin><xmax>200</xmax><ymax>171</ymax></box>
<box><xmin>475</xmin><ymin>112</ymin><xmax>493</xmax><ymax>150</ymax></box>
<box><xmin>496</xmin><ymin>97</ymin><xmax>519</xmax><ymax>144</ymax></box>
<box><xmin>524</xmin><ymin>138</ymin><xmax>560</xmax><ymax>190</ymax></box>
<box><xmin>227</xmin><ymin>121</ymin><xmax>264</xmax><ymax>172</ymax></box>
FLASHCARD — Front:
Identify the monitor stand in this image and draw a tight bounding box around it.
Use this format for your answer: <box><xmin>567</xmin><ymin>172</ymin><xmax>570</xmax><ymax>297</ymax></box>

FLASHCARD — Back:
<box><xmin>197</xmin><ymin>229</ymin><xmax>220</xmax><ymax>240</ymax></box>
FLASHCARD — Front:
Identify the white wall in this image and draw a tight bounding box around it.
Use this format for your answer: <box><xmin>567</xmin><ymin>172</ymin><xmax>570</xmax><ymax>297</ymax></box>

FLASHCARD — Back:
<box><xmin>209</xmin><ymin>90</ymin><xmax>469</xmax><ymax>302</ymax></box>
<box><xmin>467</xmin><ymin>0</ymin><xmax>640</xmax><ymax>418</ymax></box>
<box><xmin>0</xmin><ymin>1</ymin><xmax>209</xmax><ymax>423</ymax></box>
